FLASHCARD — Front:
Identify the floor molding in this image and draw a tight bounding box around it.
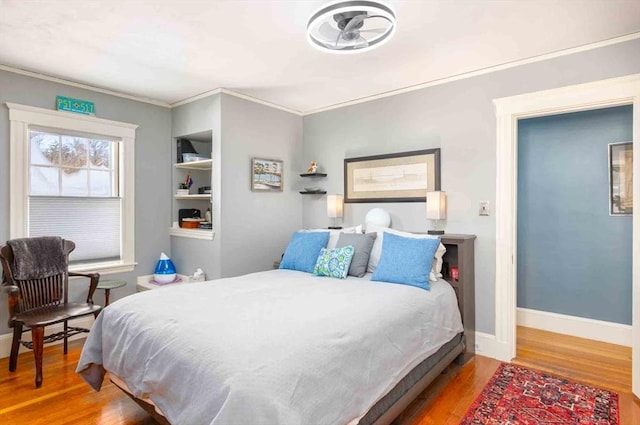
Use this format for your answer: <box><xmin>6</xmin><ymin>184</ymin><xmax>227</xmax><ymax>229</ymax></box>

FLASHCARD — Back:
<box><xmin>476</xmin><ymin>332</ymin><xmax>511</xmax><ymax>362</ymax></box>
<box><xmin>0</xmin><ymin>316</ymin><xmax>95</xmax><ymax>359</ymax></box>
<box><xmin>517</xmin><ymin>307</ymin><xmax>631</xmax><ymax>347</ymax></box>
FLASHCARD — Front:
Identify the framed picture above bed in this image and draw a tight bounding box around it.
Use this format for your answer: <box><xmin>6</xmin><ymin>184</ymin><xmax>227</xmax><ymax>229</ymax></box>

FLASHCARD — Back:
<box><xmin>344</xmin><ymin>148</ymin><xmax>441</xmax><ymax>203</ymax></box>
<box><xmin>251</xmin><ymin>157</ymin><xmax>283</xmax><ymax>192</ymax></box>
<box><xmin>608</xmin><ymin>141</ymin><xmax>632</xmax><ymax>215</ymax></box>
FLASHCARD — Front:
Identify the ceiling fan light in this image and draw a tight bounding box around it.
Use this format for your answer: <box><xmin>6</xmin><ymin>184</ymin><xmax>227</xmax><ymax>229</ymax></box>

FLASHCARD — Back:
<box><xmin>306</xmin><ymin>1</ymin><xmax>396</xmax><ymax>54</ymax></box>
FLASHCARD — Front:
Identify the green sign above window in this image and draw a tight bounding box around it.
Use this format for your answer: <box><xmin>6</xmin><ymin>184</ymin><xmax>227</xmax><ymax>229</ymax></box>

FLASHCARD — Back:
<box><xmin>56</xmin><ymin>95</ymin><xmax>95</xmax><ymax>115</ymax></box>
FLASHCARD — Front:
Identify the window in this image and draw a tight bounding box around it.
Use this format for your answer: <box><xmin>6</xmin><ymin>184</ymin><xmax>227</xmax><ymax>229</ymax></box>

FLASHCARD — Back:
<box><xmin>8</xmin><ymin>103</ymin><xmax>137</xmax><ymax>274</ymax></box>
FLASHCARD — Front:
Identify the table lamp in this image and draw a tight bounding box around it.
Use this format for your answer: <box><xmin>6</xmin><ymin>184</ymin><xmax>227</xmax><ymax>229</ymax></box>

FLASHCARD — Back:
<box><xmin>327</xmin><ymin>194</ymin><xmax>344</xmax><ymax>229</ymax></box>
<box><xmin>426</xmin><ymin>191</ymin><xmax>447</xmax><ymax>235</ymax></box>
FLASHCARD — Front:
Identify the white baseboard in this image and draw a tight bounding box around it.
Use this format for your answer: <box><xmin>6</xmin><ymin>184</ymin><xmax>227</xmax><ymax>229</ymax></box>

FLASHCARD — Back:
<box><xmin>517</xmin><ymin>307</ymin><xmax>631</xmax><ymax>347</ymax></box>
<box><xmin>0</xmin><ymin>316</ymin><xmax>94</xmax><ymax>359</ymax></box>
<box><xmin>475</xmin><ymin>332</ymin><xmax>512</xmax><ymax>362</ymax></box>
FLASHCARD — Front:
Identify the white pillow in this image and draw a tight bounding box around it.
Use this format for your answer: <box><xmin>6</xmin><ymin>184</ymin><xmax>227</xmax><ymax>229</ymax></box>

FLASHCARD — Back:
<box><xmin>365</xmin><ymin>223</ymin><xmax>446</xmax><ymax>282</ymax></box>
<box><xmin>305</xmin><ymin>225</ymin><xmax>363</xmax><ymax>249</ymax></box>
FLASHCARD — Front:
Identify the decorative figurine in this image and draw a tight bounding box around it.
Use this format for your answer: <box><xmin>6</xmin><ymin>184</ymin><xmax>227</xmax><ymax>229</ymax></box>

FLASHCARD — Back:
<box><xmin>307</xmin><ymin>161</ymin><xmax>318</xmax><ymax>174</ymax></box>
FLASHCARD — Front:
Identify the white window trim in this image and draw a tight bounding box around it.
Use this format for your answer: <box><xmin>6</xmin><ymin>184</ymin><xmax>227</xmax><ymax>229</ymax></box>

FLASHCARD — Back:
<box><xmin>6</xmin><ymin>102</ymin><xmax>138</xmax><ymax>274</ymax></box>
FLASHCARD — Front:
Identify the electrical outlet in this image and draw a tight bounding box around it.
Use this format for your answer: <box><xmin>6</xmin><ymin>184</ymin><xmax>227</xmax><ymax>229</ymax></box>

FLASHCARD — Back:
<box><xmin>475</xmin><ymin>342</ymin><xmax>481</xmax><ymax>351</ymax></box>
<box><xmin>479</xmin><ymin>201</ymin><xmax>490</xmax><ymax>216</ymax></box>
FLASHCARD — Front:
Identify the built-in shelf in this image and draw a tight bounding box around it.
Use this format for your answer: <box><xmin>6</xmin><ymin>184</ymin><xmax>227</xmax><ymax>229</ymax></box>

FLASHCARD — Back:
<box><xmin>300</xmin><ymin>173</ymin><xmax>327</xmax><ymax>177</ymax></box>
<box><xmin>175</xmin><ymin>159</ymin><xmax>213</xmax><ymax>170</ymax></box>
<box><xmin>169</xmin><ymin>222</ymin><xmax>214</xmax><ymax>240</ymax></box>
<box><xmin>299</xmin><ymin>191</ymin><xmax>327</xmax><ymax>195</ymax></box>
<box><xmin>174</xmin><ymin>194</ymin><xmax>212</xmax><ymax>200</ymax></box>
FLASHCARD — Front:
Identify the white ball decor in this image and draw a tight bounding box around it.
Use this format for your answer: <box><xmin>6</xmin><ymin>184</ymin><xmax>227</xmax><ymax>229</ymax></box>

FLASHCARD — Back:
<box><xmin>365</xmin><ymin>208</ymin><xmax>391</xmax><ymax>228</ymax></box>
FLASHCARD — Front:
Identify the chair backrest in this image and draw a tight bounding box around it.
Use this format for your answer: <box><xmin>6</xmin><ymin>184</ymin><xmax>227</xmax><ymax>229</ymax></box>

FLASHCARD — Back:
<box><xmin>0</xmin><ymin>239</ymin><xmax>75</xmax><ymax>313</ymax></box>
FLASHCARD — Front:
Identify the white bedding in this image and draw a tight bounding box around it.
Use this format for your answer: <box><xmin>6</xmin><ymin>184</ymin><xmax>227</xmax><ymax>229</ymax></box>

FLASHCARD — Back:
<box><xmin>77</xmin><ymin>269</ymin><xmax>463</xmax><ymax>425</ymax></box>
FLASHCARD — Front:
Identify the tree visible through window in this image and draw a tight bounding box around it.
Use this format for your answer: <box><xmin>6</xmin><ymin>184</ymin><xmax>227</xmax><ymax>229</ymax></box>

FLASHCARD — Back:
<box><xmin>29</xmin><ymin>131</ymin><xmax>117</xmax><ymax>197</ymax></box>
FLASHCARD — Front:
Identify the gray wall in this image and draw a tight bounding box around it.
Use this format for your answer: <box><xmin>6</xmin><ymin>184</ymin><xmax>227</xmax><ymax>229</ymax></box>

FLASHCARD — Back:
<box><xmin>302</xmin><ymin>38</ymin><xmax>640</xmax><ymax>335</ymax></box>
<box><xmin>517</xmin><ymin>106</ymin><xmax>633</xmax><ymax>324</ymax></box>
<box><xmin>220</xmin><ymin>94</ymin><xmax>303</xmax><ymax>277</ymax></box>
<box><xmin>170</xmin><ymin>95</ymin><xmax>222</xmax><ymax>279</ymax></box>
<box><xmin>0</xmin><ymin>69</ymin><xmax>172</xmax><ymax>334</ymax></box>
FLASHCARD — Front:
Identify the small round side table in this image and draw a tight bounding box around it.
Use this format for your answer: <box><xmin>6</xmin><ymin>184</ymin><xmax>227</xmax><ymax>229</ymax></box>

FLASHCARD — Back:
<box><xmin>97</xmin><ymin>279</ymin><xmax>127</xmax><ymax>306</ymax></box>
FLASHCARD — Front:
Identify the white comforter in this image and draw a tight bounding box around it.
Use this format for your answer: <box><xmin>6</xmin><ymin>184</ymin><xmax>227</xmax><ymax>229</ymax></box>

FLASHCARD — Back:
<box><xmin>77</xmin><ymin>269</ymin><xmax>463</xmax><ymax>425</ymax></box>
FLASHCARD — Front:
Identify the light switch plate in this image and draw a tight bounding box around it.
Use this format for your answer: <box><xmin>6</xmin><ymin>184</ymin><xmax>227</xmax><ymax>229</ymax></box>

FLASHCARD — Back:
<box><xmin>479</xmin><ymin>201</ymin><xmax>490</xmax><ymax>216</ymax></box>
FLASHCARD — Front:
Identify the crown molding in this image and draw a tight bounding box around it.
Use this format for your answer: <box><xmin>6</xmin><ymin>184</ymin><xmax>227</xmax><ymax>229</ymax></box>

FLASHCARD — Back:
<box><xmin>0</xmin><ymin>64</ymin><xmax>171</xmax><ymax>108</ymax></box>
<box><xmin>219</xmin><ymin>89</ymin><xmax>303</xmax><ymax>116</ymax></box>
<box><xmin>301</xmin><ymin>31</ymin><xmax>640</xmax><ymax>116</ymax></box>
<box><xmin>169</xmin><ymin>88</ymin><xmax>223</xmax><ymax>108</ymax></box>
<box><xmin>2</xmin><ymin>31</ymin><xmax>639</xmax><ymax>116</ymax></box>
<box><xmin>170</xmin><ymin>88</ymin><xmax>302</xmax><ymax>115</ymax></box>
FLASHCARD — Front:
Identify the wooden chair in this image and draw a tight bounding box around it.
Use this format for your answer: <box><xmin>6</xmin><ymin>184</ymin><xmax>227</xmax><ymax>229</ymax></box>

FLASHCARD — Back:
<box><xmin>0</xmin><ymin>238</ymin><xmax>102</xmax><ymax>388</ymax></box>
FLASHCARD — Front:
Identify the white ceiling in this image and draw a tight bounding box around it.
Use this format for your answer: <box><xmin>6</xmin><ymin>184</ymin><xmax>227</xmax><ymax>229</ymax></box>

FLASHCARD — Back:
<box><xmin>1</xmin><ymin>0</ymin><xmax>639</xmax><ymax>114</ymax></box>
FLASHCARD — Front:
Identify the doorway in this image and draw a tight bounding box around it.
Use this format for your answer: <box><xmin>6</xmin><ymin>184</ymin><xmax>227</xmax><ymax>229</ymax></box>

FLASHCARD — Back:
<box><xmin>514</xmin><ymin>107</ymin><xmax>633</xmax><ymax>391</ymax></box>
<box><xmin>493</xmin><ymin>73</ymin><xmax>640</xmax><ymax>396</ymax></box>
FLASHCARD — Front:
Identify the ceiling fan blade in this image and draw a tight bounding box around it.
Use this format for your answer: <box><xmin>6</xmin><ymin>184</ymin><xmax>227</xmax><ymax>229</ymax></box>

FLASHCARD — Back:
<box><xmin>354</xmin><ymin>36</ymin><xmax>369</xmax><ymax>49</ymax></box>
<box><xmin>318</xmin><ymin>22</ymin><xmax>341</xmax><ymax>40</ymax></box>
<box><xmin>359</xmin><ymin>28</ymin><xmax>387</xmax><ymax>34</ymax></box>
<box><xmin>343</xmin><ymin>13</ymin><xmax>367</xmax><ymax>33</ymax></box>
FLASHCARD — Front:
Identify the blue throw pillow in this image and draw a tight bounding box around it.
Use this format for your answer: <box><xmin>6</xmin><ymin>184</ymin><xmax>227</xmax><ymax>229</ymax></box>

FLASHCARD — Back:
<box><xmin>371</xmin><ymin>232</ymin><xmax>440</xmax><ymax>290</ymax></box>
<box><xmin>313</xmin><ymin>246</ymin><xmax>355</xmax><ymax>279</ymax></box>
<box><xmin>280</xmin><ymin>231</ymin><xmax>330</xmax><ymax>273</ymax></box>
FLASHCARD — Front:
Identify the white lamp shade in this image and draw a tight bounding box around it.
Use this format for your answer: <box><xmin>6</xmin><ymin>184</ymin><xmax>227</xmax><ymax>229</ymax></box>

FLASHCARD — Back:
<box><xmin>327</xmin><ymin>195</ymin><xmax>344</xmax><ymax>218</ymax></box>
<box><xmin>426</xmin><ymin>191</ymin><xmax>447</xmax><ymax>220</ymax></box>
<box><xmin>365</xmin><ymin>208</ymin><xmax>391</xmax><ymax>228</ymax></box>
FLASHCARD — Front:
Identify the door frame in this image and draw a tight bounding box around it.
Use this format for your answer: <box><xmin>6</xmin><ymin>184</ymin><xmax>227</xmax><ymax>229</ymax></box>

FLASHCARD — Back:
<box><xmin>493</xmin><ymin>73</ymin><xmax>640</xmax><ymax>396</ymax></box>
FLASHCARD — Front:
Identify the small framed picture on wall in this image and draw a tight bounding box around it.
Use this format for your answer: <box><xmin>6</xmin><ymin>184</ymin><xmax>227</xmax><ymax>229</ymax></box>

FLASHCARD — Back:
<box><xmin>608</xmin><ymin>141</ymin><xmax>632</xmax><ymax>215</ymax></box>
<box><xmin>251</xmin><ymin>157</ymin><xmax>283</xmax><ymax>192</ymax></box>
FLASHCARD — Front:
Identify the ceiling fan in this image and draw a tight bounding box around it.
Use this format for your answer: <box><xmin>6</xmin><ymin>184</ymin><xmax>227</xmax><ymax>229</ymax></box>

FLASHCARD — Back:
<box><xmin>306</xmin><ymin>1</ymin><xmax>396</xmax><ymax>53</ymax></box>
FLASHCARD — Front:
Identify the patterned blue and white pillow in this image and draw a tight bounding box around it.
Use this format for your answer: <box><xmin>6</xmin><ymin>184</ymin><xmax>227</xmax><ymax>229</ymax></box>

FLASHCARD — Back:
<box><xmin>313</xmin><ymin>245</ymin><xmax>355</xmax><ymax>279</ymax></box>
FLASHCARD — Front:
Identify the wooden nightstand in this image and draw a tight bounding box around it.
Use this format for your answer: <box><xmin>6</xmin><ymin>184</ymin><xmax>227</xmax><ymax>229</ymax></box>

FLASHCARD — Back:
<box><xmin>273</xmin><ymin>261</ymin><xmax>281</xmax><ymax>269</ymax></box>
<box><xmin>440</xmin><ymin>234</ymin><xmax>476</xmax><ymax>364</ymax></box>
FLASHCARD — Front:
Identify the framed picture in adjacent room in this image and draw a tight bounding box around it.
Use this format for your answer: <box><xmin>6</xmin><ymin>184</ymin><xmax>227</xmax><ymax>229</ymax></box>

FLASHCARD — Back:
<box><xmin>609</xmin><ymin>141</ymin><xmax>633</xmax><ymax>215</ymax></box>
<box><xmin>344</xmin><ymin>148</ymin><xmax>440</xmax><ymax>203</ymax></box>
<box><xmin>251</xmin><ymin>157</ymin><xmax>283</xmax><ymax>192</ymax></box>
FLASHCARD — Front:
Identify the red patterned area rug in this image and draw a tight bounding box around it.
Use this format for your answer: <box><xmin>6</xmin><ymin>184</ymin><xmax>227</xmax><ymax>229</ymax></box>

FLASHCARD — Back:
<box><xmin>460</xmin><ymin>363</ymin><xmax>619</xmax><ymax>424</ymax></box>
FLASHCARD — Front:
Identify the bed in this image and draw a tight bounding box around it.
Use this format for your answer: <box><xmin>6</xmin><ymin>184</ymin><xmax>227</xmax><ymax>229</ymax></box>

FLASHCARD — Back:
<box><xmin>77</xmin><ymin>234</ymin><xmax>475</xmax><ymax>425</ymax></box>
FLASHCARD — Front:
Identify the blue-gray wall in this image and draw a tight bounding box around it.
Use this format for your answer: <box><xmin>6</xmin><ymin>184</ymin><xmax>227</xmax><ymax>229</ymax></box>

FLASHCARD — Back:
<box><xmin>0</xmin><ymin>69</ymin><xmax>172</xmax><ymax>335</ymax></box>
<box><xmin>170</xmin><ymin>93</ymin><xmax>303</xmax><ymax>280</ymax></box>
<box><xmin>220</xmin><ymin>94</ymin><xmax>303</xmax><ymax>277</ymax></box>
<box><xmin>302</xmin><ymin>38</ymin><xmax>640</xmax><ymax>335</ymax></box>
<box><xmin>517</xmin><ymin>106</ymin><xmax>633</xmax><ymax>324</ymax></box>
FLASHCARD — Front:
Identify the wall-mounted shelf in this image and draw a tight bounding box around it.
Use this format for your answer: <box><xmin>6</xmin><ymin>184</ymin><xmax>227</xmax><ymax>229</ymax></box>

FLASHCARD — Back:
<box><xmin>174</xmin><ymin>194</ymin><xmax>211</xmax><ymax>200</ymax></box>
<box><xmin>300</xmin><ymin>173</ymin><xmax>327</xmax><ymax>177</ymax></box>
<box><xmin>169</xmin><ymin>222</ymin><xmax>214</xmax><ymax>240</ymax></box>
<box><xmin>299</xmin><ymin>191</ymin><xmax>327</xmax><ymax>195</ymax></box>
<box><xmin>175</xmin><ymin>159</ymin><xmax>212</xmax><ymax>170</ymax></box>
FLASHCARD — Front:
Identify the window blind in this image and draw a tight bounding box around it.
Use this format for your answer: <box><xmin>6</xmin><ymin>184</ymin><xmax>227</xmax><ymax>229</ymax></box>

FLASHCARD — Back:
<box><xmin>29</xmin><ymin>197</ymin><xmax>121</xmax><ymax>263</ymax></box>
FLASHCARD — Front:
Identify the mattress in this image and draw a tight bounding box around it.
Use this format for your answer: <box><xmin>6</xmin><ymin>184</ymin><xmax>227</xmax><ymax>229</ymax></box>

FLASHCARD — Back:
<box><xmin>77</xmin><ymin>269</ymin><xmax>463</xmax><ymax>425</ymax></box>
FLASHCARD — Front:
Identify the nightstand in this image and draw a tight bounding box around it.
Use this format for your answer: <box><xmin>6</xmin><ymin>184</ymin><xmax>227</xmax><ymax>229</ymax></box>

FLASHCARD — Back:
<box><xmin>136</xmin><ymin>274</ymin><xmax>196</xmax><ymax>292</ymax></box>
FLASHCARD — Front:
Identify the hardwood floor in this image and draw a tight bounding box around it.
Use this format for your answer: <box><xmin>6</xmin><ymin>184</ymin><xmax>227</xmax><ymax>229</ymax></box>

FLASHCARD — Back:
<box><xmin>514</xmin><ymin>325</ymin><xmax>631</xmax><ymax>393</ymax></box>
<box><xmin>0</xmin><ymin>339</ymin><xmax>155</xmax><ymax>425</ymax></box>
<box><xmin>1</xmin><ymin>330</ymin><xmax>639</xmax><ymax>424</ymax></box>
